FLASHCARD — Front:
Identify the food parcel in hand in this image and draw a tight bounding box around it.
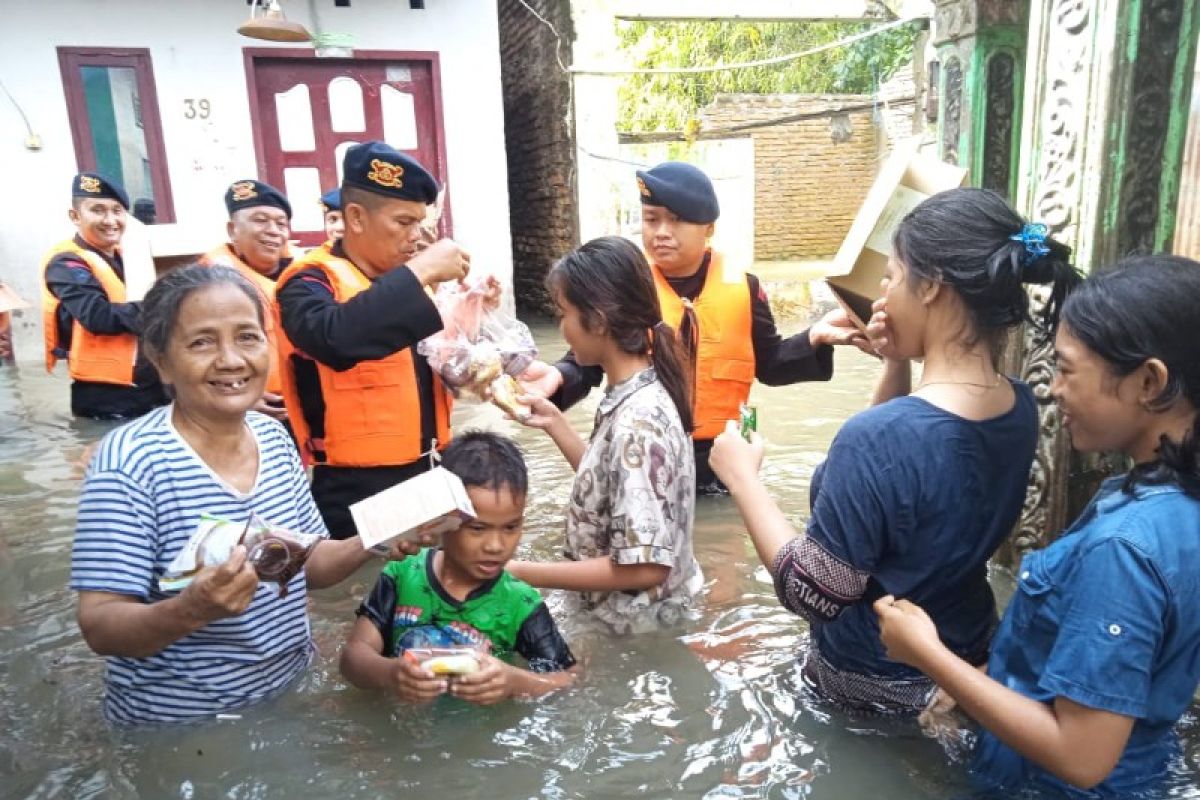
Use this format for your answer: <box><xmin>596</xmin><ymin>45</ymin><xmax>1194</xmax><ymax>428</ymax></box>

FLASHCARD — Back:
<box><xmin>398</xmin><ymin>623</ymin><xmax>489</xmax><ymax>677</ymax></box>
<box><xmin>418</xmin><ymin>277</ymin><xmax>537</xmax><ymax>419</ymax></box>
<box><xmin>159</xmin><ymin>513</ymin><xmax>322</xmax><ymax>595</ymax></box>
<box><xmin>825</xmin><ymin>146</ymin><xmax>968</xmax><ymax>330</ymax></box>
<box><xmin>406</xmin><ymin>647</ymin><xmax>484</xmax><ymax>677</ymax></box>
<box><xmin>349</xmin><ymin>466</ymin><xmax>477</xmax><ymax>553</ymax></box>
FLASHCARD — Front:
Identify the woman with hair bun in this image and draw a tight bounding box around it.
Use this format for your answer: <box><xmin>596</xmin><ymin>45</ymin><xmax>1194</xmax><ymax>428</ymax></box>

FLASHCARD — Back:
<box><xmin>879</xmin><ymin>255</ymin><xmax>1200</xmax><ymax>796</ymax></box>
<box><xmin>711</xmin><ymin>188</ymin><xmax>1081</xmax><ymax>714</ymax></box>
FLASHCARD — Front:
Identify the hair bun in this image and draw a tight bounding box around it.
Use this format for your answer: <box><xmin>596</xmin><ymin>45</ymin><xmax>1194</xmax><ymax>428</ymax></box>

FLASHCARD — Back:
<box><xmin>1021</xmin><ymin>252</ymin><xmax>1057</xmax><ymax>284</ymax></box>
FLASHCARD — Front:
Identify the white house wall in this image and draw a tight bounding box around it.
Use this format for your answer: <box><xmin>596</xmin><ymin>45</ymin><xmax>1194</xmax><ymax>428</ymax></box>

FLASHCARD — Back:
<box><xmin>0</xmin><ymin>0</ymin><xmax>512</xmax><ymax>362</ymax></box>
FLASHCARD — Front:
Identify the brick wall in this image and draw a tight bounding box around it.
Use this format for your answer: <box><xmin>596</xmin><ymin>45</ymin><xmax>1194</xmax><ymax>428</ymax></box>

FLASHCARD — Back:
<box><xmin>701</xmin><ymin>94</ymin><xmax>880</xmax><ymax>260</ymax></box>
<box><xmin>497</xmin><ymin>0</ymin><xmax>578</xmax><ymax>314</ymax></box>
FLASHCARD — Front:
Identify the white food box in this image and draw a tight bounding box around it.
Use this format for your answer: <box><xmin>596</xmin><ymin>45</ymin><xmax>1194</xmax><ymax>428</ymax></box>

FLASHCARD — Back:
<box><xmin>350</xmin><ymin>466</ymin><xmax>477</xmax><ymax>551</ymax></box>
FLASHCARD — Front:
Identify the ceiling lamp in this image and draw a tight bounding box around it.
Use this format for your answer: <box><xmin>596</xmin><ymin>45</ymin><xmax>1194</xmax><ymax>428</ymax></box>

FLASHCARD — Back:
<box><xmin>238</xmin><ymin>0</ymin><xmax>312</xmax><ymax>43</ymax></box>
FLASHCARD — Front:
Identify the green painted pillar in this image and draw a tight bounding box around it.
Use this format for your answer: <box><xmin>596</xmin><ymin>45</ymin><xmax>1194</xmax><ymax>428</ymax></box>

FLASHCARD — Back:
<box><xmin>1004</xmin><ymin>0</ymin><xmax>1199</xmax><ymax>560</ymax></box>
<box><xmin>932</xmin><ymin>0</ymin><xmax>1029</xmax><ymax>200</ymax></box>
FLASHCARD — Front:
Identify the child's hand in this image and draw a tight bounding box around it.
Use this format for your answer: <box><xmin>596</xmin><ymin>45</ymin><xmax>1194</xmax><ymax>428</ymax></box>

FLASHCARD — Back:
<box><xmin>709</xmin><ymin>420</ymin><xmax>765</xmax><ymax>492</ymax></box>
<box><xmin>448</xmin><ymin>655</ymin><xmax>511</xmax><ymax>706</ymax></box>
<box><xmin>874</xmin><ymin>594</ymin><xmax>941</xmax><ymax>669</ymax></box>
<box><xmin>515</xmin><ymin>394</ymin><xmax>564</xmax><ymax>431</ymax></box>
<box><xmin>392</xmin><ymin>654</ymin><xmax>448</xmax><ymax>703</ymax></box>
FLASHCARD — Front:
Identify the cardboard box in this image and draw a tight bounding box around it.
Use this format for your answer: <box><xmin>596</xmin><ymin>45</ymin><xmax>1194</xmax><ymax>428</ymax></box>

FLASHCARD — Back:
<box><xmin>350</xmin><ymin>466</ymin><xmax>477</xmax><ymax>552</ymax></box>
<box><xmin>121</xmin><ymin>218</ymin><xmax>213</xmax><ymax>300</ymax></box>
<box><xmin>826</xmin><ymin>147</ymin><xmax>967</xmax><ymax>330</ymax></box>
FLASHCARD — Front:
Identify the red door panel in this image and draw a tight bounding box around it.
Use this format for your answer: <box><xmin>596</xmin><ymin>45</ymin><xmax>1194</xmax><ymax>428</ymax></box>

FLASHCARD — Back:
<box><xmin>248</xmin><ymin>53</ymin><xmax>448</xmax><ymax>248</ymax></box>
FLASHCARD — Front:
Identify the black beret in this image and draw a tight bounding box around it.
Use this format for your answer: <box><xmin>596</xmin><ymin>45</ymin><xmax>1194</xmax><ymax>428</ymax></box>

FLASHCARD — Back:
<box><xmin>635</xmin><ymin>161</ymin><xmax>719</xmax><ymax>224</ymax></box>
<box><xmin>341</xmin><ymin>141</ymin><xmax>439</xmax><ymax>204</ymax></box>
<box><xmin>72</xmin><ymin>173</ymin><xmax>129</xmax><ymax>210</ymax></box>
<box><xmin>319</xmin><ymin>188</ymin><xmax>342</xmax><ymax>213</ymax></box>
<box><xmin>225</xmin><ymin>179</ymin><xmax>292</xmax><ymax>219</ymax></box>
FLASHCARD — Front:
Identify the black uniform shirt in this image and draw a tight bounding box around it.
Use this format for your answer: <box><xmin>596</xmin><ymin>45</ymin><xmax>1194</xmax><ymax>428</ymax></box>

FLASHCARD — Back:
<box><xmin>552</xmin><ymin>253</ymin><xmax>834</xmax><ymax>422</ymax></box>
<box><xmin>43</xmin><ymin>235</ymin><xmax>167</xmax><ymax>419</ymax></box>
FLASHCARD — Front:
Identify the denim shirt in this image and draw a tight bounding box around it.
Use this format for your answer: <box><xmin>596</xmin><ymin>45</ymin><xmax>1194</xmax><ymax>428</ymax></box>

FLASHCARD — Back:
<box><xmin>973</xmin><ymin>476</ymin><xmax>1200</xmax><ymax>797</ymax></box>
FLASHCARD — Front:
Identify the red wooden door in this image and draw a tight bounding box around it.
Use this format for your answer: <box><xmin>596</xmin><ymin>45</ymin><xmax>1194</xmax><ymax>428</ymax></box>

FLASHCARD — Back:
<box><xmin>247</xmin><ymin>52</ymin><xmax>449</xmax><ymax>247</ymax></box>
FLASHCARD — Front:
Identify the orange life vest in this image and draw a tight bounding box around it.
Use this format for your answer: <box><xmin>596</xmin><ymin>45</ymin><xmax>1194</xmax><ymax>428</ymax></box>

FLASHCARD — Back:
<box><xmin>199</xmin><ymin>244</ymin><xmax>284</xmax><ymax>394</ymax></box>
<box><xmin>652</xmin><ymin>249</ymin><xmax>755</xmax><ymax>440</ymax></box>
<box><xmin>41</xmin><ymin>239</ymin><xmax>137</xmax><ymax>386</ymax></box>
<box><xmin>275</xmin><ymin>246</ymin><xmax>453</xmax><ymax>467</ymax></box>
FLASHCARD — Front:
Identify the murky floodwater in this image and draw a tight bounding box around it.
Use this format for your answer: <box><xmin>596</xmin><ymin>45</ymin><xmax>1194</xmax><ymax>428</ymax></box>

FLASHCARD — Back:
<box><xmin>2</xmin><ymin>314</ymin><xmax>1199</xmax><ymax>799</ymax></box>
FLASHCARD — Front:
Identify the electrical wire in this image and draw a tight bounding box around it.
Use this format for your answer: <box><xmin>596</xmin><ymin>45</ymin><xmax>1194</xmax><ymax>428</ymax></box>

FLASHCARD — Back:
<box><xmin>0</xmin><ymin>78</ymin><xmax>36</xmax><ymax>137</ymax></box>
<box><xmin>515</xmin><ymin>0</ymin><xmax>571</xmax><ymax>74</ymax></box>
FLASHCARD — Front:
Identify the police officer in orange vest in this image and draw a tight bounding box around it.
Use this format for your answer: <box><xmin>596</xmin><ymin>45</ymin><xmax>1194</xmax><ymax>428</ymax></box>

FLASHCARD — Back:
<box><xmin>276</xmin><ymin>141</ymin><xmax>470</xmax><ymax>538</ymax></box>
<box><xmin>199</xmin><ymin>179</ymin><xmax>294</xmax><ymax>421</ymax></box>
<box><xmin>523</xmin><ymin>161</ymin><xmax>864</xmax><ymax>493</ymax></box>
<box><xmin>41</xmin><ymin>173</ymin><xmax>168</xmax><ymax>419</ymax></box>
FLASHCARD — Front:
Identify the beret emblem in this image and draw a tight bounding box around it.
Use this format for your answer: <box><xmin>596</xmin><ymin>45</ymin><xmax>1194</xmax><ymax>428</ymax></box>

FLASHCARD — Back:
<box><xmin>368</xmin><ymin>159</ymin><xmax>405</xmax><ymax>189</ymax></box>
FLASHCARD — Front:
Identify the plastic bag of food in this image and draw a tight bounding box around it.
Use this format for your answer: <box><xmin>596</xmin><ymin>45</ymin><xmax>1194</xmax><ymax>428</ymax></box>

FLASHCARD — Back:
<box><xmin>418</xmin><ymin>278</ymin><xmax>536</xmax><ymax>419</ymax></box>
<box><xmin>396</xmin><ymin>623</ymin><xmax>489</xmax><ymax>676</ymax></box>
<box><xmin>159</xmin><ymin>513</ymin><xmax>322</xmax><ymax>596</ymax></box>
<box><xmin>404</xmin><ymin>646</ymin><xmax>484</xmax><ymax>677</ymax></box>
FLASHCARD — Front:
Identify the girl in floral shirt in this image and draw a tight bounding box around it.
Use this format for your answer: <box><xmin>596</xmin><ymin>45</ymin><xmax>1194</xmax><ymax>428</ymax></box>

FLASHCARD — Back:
<box><xmin>507</xmin><ymin>236</ymin><xmax>703</xmax><ymax>633</ymax></box>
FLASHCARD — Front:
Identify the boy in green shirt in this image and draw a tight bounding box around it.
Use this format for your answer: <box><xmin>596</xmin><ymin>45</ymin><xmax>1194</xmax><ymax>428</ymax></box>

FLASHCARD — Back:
<box><xmin>340</xmin><ymin>431</ymin><xmax>577</xmax><ymax>703</ymax></box>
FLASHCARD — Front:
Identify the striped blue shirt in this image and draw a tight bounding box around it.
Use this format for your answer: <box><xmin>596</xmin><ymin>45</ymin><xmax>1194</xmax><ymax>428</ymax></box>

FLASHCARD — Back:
<box><xmin>70</xmin><ymin>405</ymin><xmax>328</xmax><ymax>725</ymax></box>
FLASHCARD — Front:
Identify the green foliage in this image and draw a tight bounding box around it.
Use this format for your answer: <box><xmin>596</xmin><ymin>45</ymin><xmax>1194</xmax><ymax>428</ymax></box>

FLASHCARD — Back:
<box><xmin>616</xmin><ymin>20</ymin><xmax>917</xmax><ymax>133</ymax></box>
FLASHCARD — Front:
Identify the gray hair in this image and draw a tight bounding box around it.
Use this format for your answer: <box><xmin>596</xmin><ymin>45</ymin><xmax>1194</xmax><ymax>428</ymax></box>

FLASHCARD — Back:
<box><xmin>140</xmin><ymin>263</ymin><xmax>264</xmax><ymax>358</ymax></box>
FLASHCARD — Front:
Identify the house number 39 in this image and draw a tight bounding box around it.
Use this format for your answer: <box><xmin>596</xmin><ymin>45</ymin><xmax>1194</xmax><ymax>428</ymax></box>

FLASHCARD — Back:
<box><xmin>183</xmin><ymin>99</ymin><xmax>212</xmax><ymax>119</ymax></box>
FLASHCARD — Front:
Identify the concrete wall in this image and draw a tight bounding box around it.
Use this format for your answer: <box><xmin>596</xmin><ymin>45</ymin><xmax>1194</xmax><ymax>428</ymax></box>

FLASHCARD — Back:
<box><xmin>0</xmin><ymin>0</ymin><xmax>510</xmax><ymax>362</ymax></box>
<box><xmin>701</xmin><ymin>94</ymin><xmax>880</xmax><ymax>260</ymax></box>
<box><xmin>497</xmin><ymin>0</ymin><xmax>578</xmax><ymax>315</ymax></box>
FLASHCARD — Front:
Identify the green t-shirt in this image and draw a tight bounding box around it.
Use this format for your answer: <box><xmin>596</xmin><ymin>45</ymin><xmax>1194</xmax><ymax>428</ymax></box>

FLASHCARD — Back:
<box><xmin>357</xmin><ymin>549</ymin><xmax>575</xmax><ymax>672</ymax></box>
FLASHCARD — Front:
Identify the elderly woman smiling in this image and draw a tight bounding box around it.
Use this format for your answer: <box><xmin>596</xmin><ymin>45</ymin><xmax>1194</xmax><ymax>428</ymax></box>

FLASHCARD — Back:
<box><xmin>70</xmin><ymin>264</ymin><xmax>388</xmax><ymax>725</ymax></box>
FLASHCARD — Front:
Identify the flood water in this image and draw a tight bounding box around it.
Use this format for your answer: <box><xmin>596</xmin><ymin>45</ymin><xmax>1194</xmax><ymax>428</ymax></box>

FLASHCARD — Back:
<box><xmin>2</xmin><ymin>315</ymin><xmax>1199</xmax><ymax>799</ymax></box>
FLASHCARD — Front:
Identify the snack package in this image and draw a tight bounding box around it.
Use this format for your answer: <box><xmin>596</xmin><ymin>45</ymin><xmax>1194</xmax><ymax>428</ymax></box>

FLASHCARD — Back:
<box><xmin>159</xmin><ymin>513</ymin><xmax>322</xmax><ymax>596</ymax></box>
<box><xmin>397</xmin><ymin>623</ymin><xmax>489</xmax><ymax>677</ymax></box>
<box><xmin>489</xmin><ymin>373</ymin><xmax>532</xmax><ymax>421</ymax></box>
<box><xmin>418</xmin><ymin>277</ymin><xmax>536</xmax><ymax>418</ymax></box>
<box><xmin>405</xmin><ymin>647</ymin><xmax>484</xmax><ymax>677</ymax></box>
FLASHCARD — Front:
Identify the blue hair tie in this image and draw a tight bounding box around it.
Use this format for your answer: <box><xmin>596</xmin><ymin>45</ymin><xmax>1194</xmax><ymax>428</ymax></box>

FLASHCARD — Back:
<box><xmin>1010</xmin><ymin>222</ymin><xmax>1051</xmax><ymax>266</ymax></box>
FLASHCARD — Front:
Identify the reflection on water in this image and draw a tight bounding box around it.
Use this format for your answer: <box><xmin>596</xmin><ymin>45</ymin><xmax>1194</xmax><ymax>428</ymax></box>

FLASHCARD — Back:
<box><xmin>2</xmin><ymin>317</ymin><xmax>1198</xmax><ymax>799</ymax></box>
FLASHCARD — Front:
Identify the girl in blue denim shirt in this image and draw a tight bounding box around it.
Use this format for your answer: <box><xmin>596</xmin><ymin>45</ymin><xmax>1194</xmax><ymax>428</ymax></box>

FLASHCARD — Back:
<box><xmin>877</xmin><ymin>255</ymin><xmax>1200</xmax><ymax>797</ymax></box>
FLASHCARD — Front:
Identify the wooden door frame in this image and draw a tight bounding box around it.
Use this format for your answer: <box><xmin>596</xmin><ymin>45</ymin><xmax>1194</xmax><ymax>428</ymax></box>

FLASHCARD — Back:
<box><xmin>57</xmin><ymin>46</ymin><xmax>177</xmax><ymax>222</ymax></box>
<box><xmin>242</xmin><ymin>48</ymin><xmax>453</xmax><ymax>235</ymax></box>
